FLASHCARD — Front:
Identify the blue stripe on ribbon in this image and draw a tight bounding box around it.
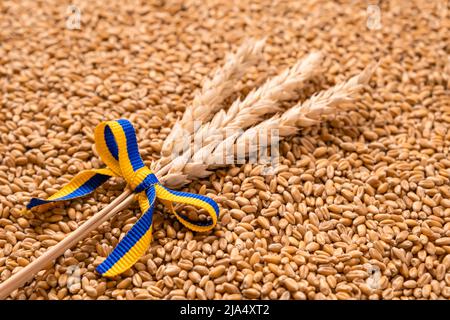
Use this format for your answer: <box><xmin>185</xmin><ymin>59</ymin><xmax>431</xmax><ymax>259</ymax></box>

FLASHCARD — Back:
<box><xmin>117</xmin><ymin>119</ymin><xmax>145</xmax><ymax>172</ymax></box>
<box><xmin>27</xmin><ymin>197</ymin><xmax>52</xmax><ymax>209</ymax></box>
<box><xmin>58</xmin><ymin>174</ymin><xmax>110</xmax><ymax>200</ymax></box>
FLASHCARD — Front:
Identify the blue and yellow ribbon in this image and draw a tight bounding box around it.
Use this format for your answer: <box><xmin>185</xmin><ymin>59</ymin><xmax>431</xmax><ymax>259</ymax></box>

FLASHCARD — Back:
<box><xmin>26</xmin><ymin>119</ymin><xmax>219</xmax><ymax>277</ymax></box>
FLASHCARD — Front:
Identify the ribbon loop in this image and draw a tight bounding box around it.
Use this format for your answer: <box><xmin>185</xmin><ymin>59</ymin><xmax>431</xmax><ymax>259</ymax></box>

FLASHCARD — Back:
<box><xmin>27</xmin><ymin>119</ymin><xmax>219</xmax><ymax>277</ymax></box>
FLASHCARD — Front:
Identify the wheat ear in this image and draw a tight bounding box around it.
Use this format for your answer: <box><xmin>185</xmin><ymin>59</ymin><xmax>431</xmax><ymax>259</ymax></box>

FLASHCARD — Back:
<box><xmin>220</xmin><ymin>51</ymin><xmax>324</xmax><ymax>130</ymax></box>
<box><xmin>159</xmin><ymin>39</ymin><xmax>266</xmax><ymax>161</ymax></box>
<box><xmin>192</xmin><ymin>53</ymin><xmax>324</xmax><ymax>163</ymax></box>
<box><xmin>232</xmin><ymin>62</ymin><xmax>379</xmax><ymax>148</ymax></box>
<box><xmin>161</xmin><ymin>62</ymin><xmax>377</xmax><ymax>188</ymax></box>
<box><xmin>194</xmin><ymin>52</ymin><xmax>324</xmax><ymax>145</ymax></box>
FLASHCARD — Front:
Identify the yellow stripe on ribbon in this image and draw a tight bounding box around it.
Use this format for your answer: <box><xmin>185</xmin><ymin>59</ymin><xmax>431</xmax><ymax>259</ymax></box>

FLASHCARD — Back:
<box><xmin>27</xmin><ymin>119</ymin><xmax>220</xmax><ymax>277</ymax></box>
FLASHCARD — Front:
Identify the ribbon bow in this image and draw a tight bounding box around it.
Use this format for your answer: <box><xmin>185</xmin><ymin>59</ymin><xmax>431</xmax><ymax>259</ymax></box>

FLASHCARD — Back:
<box><xmin>27</xmin><ymin>119</ymin><xmax>219</xmax><ymax>277</ymax></box>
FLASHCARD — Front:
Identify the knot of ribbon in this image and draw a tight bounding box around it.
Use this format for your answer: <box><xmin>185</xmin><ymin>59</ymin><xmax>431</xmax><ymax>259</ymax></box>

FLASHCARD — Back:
<box><xmin>27</xmin><ymin>119</ymin><xmax>219</xmax><ymax>277</ymax></box>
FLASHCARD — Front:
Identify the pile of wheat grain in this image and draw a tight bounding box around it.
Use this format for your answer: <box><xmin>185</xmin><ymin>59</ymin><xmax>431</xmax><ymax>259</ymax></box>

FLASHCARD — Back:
<box><xmin>0</xmin><ymin>0</ymin><xmax>449</xmax><ymax>300</ymax></box>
